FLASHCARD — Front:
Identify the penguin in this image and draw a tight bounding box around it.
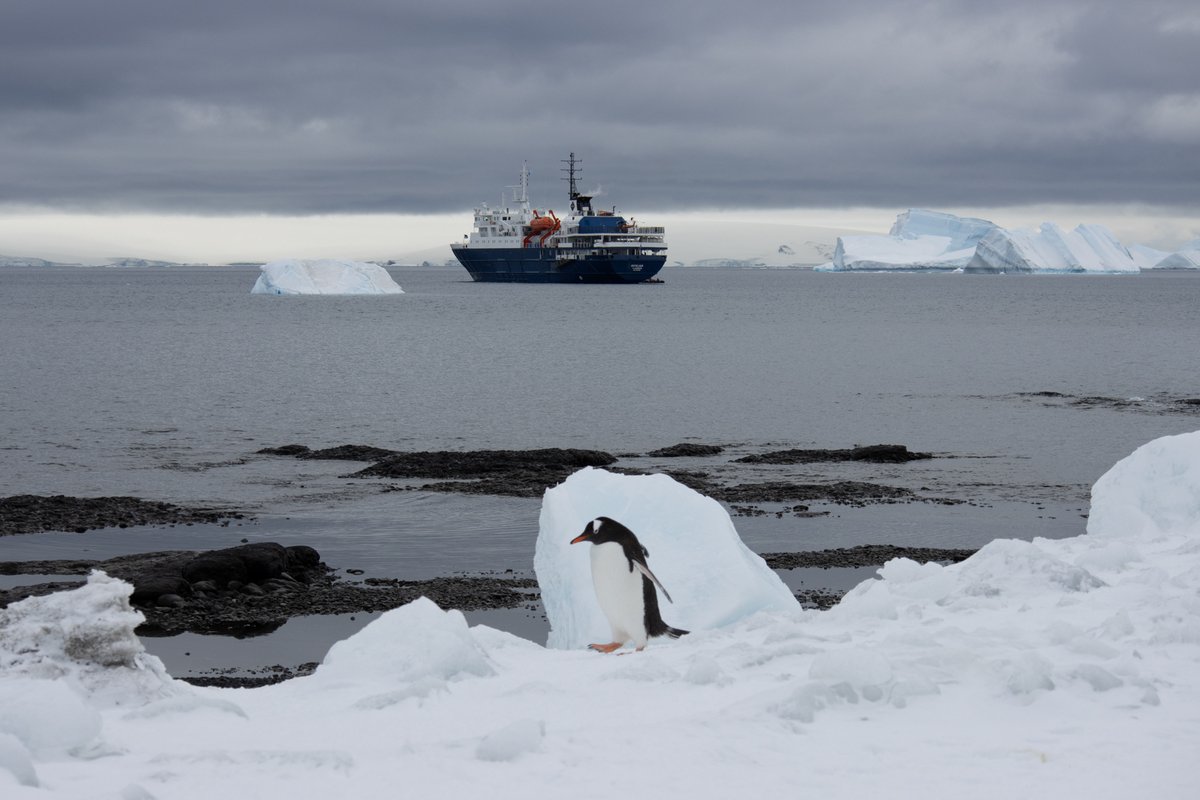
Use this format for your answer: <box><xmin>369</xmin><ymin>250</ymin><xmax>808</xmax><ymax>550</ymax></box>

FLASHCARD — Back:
<box><xmin>570</xmin><ymin>516</ymin><xmax>688</xmax><ymax>653</ymax></box>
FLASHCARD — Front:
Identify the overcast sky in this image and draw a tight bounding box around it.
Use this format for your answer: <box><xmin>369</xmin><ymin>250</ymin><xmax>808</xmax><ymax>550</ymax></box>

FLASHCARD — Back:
<box><xmin>2</xmin><ymin>0</ymin><xmax>1198</xmax><ymax>258</ymax></box>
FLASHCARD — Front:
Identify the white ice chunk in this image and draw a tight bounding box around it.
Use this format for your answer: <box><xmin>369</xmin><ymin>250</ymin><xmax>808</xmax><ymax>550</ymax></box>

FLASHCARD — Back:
<box><xmin>1087</xmin><ymin>430</ymin><xmax>1200</xmax><ymax>542</ymax></box>
<box><xmin>0</xmin><ymin>572</ymin><xmax>179</xmax><ymax>708</ymax></box>
<box><xmin>250</xmin><ymin>258</ymin><xmax>404</xmax><ymax>295</ymax></box>
<box><xmin>315</xmin><ymin>596</ymin><xmax>493</xmax><ymax>684</ymax></box>
<box><xmin>535</xmin><ymin>468</ymin><xmax>797</xmax><ymax>650</ymax></box>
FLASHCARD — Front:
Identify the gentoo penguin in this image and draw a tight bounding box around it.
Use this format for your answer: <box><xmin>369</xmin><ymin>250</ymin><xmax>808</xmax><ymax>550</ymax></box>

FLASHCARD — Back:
<box><xmin>570</xmin><ymin>516</ymin><xmax>688</xmax><ymax>653</ymax></box>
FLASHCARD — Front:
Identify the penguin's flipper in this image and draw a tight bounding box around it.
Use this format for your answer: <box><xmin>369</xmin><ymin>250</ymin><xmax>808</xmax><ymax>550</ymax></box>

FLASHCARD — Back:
<box><xmin>633</xmin><ymin>561</ymin><xmax>674</xmax><ymax>604</ymax></box>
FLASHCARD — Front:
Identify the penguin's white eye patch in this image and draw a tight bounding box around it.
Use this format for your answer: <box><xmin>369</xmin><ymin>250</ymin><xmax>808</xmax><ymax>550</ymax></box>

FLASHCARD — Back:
<box><xmin>591</xmin><ymin>519</ymin><xmax>601</xmax><ymax>534</ymax></box>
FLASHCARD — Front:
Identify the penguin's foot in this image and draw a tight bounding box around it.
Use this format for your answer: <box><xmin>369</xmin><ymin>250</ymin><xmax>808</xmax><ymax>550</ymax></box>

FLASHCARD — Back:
<box><xmin>588</xmin><ymin>642</ymin><xmax>622</xmax><ymax>654</ymax></box>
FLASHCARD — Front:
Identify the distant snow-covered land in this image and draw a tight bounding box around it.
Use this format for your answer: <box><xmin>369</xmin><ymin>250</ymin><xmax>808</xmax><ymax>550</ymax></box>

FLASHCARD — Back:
<box><xmin>3</xmin><ymin>430</ymin><xmax>1199</xmax><ymax>798</ymax></box>
<box><xmin>821</xmin><ymin>209</ymin><xmax>1199</xmax><ymax>273</ymax></box>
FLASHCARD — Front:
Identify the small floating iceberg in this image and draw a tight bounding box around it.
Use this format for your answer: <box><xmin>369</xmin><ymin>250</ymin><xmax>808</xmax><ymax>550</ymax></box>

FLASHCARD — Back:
<box><xmin>250</xmin><ymin>258</ymin><xmax>404</xmax><ymax>295</ymax></box>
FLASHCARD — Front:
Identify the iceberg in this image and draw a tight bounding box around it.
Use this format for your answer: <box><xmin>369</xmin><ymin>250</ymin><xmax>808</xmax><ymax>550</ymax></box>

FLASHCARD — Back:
<box><xmin>250</xmin><ymin>258</ymin><xmax>404</xmax><ymax>295</ymax></box>
<box><xmin>824</xmin><ymin>209</ymin><xmax>1150</xmax><ymax>273</ymax></box>
<box><xmin>1129</xmin><ymin>239</ymin><xmax>1200</xmax><ymax>269</ymax></box>
<box><xmin>825</xmin><ymin>209</ymin><xmax>996</xmax><ymax>271</ymax></box>
<box><xmin>1128</xmin><ymin>242</ymin><xmax>1172</xmax><ymax>269</ymax></box>
<box><xmin>534</xmin><ymin>467</ymin><xmax>796</xmax><ymax>650</ymax></box>
<box><xmin>1148</xmin><ymin>238</ymin><xmax>1200</xmax><ymax>269</ymax></box>
<box><xmin>966</xmin><ymin>222</ymin><xmax>1139</xmax><ymax>273</ymax></box>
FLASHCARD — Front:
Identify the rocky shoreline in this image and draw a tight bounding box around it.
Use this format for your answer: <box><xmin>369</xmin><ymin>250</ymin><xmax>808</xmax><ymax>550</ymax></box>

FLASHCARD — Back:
<box><xmin>2</xmin><ymin>539</ymin><xmax>972</xmax><ymax>631</ymax></box>
<box><xmin>1</xmin><ymin>442</ymin><xmax>984</xmax><ymax>687</ymax></box>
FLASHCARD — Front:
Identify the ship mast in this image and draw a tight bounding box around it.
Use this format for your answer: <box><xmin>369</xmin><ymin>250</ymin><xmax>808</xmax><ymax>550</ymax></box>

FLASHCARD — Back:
<box><xmin>561</xmin><ymin>152</ymin><xmax>593</xmax><ymax>215</ymax></box>
<box><xmin>507</xmin><ymin>161</ymin><xmax>530</xmax><ymax>209</ymax></box>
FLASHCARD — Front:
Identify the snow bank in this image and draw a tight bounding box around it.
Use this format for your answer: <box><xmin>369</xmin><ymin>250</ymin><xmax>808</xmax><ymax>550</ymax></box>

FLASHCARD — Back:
<box><xmin>535</xmin><ymin>467</ymin><xmax>796</xmax><ymax>649</ymax></box>
<box><xmin>5</xmin><ymin>433</ymin><xmax>1200</xmax><ymax>798</ymax></box>
<box><xmin>250</xmin><ymin>258</ymin><xmax>404</xmax><ymax>295</ymax></box>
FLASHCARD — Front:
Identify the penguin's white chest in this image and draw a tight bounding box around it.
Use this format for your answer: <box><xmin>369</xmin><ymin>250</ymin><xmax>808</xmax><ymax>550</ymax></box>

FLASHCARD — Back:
<box><xmin>589</xmin><ymin>541</ymin><xmax>647</xmax><ymax>643</ymax></box>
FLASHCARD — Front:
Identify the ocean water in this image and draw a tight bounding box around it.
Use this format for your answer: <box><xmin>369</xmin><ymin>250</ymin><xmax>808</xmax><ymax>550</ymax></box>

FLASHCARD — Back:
<box><xmin>2</xmin><ymin>265</ymin><xmax>1198</xmax><ymax>554</ymax></box>
<box><xmin>3</xmin><ymin>264</ymin><xmax>1197</xmax><ymax>671</ymax></box>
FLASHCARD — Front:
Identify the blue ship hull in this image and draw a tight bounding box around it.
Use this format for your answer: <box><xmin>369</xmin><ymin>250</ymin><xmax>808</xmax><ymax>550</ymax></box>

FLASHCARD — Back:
<box><xmin>451</xmin><ymin>247</ymin><xmax>665</xmax><ymax>283</ymax></box>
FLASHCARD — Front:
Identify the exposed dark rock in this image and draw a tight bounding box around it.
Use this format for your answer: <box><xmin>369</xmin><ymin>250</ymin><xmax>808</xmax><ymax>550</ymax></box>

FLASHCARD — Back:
<box><xmin>182</xmin><ymin>552</ymin><xmax>248</xmax><ymax>587</ymax></box>
<box><xmin>1014</xmin><ymin>391</ymin><xmax>1200</xmax><ymax>415</ymax></box>
<box><xmin>761</xmin><ymin>545</ymin><xmax>977</xmax><ymax>569</ymax></box>
<box><xmin>414</xmin><ymin>468</ymin><xmax>580</xmax><ymax>498</ymax></box>
<box><xmin>1</xmin><ymin>547</ymin><xmax>538</xmax><ymax>637</ymax></box>
<box><xmin>182</xmin><ymin>662</ymin><xmax>319</xmax><ymax>689</ymax></box>
<box><xmin>715</xmin><ymin>480</ymin><xmax>916</xmax><ymax>505</ymax></box>
<box><xmin>256</xmin><ymin>444</ymin><xmax>311</xmax><ymax>456</ymax></box>
<box><xmin>735</xmin><ymin>444</ymin><xmax>933</xmax><ymax>465</ymax></box>
<box><xmin>300</xmin><ymin>445</ymin><xmax>397</xmax><ymax>461</ymax></box>
<box><xmin>130</xmin><ymin>576</ymin><xmax>193</xmax><ymax>606</ymax></box>
<box><xmin>647</xmin><ymin>443</ymin><xmax>725</xmax><ymax>458</ymax></box>
<box><xmin>0</xmin><ymin>494</ymin><xmax>241</xmax><ymax>537</ymax></box>
<box><xmin>355</xmin><ymin>448</ymin><xmax>618</xmax><ymax>480</ymax></box>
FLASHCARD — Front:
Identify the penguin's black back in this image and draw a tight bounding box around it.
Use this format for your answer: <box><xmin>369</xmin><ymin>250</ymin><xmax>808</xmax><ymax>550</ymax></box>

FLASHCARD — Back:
<box><xmin>641</xmin><ymin>574</ymin><xmax>688</xmax><ymax>639</ymax></box>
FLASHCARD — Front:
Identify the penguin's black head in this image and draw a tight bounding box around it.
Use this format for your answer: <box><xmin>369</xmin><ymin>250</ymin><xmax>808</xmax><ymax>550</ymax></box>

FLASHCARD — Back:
<box><xmin>570</xmin><ymin>516</ymin><xmax>636</xmax><ymax>547</ymax></box>
<box><xmin>570</xmin><ymin>517</ymin><xmax>606</xmax><ymax>545</ymax></box>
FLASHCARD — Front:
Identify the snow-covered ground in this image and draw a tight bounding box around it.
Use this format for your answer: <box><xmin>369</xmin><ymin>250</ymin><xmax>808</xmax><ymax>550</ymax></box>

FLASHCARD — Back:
<box><xmin>250</xmin><ymin>259</ymin><xmax>404</xmax><ymax>295</ymax></box>
<box><xmin>3</xmin><ymin>431</ymin><xmax>1200</xmax><ymax>798</ymax></box>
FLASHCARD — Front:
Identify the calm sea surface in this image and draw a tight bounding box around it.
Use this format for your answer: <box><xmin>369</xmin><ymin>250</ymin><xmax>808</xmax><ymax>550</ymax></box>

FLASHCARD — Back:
<box><xmin>3</xmin><ymin>264</ymin><xmax>1198</xmax><ymax>670</ymax></box>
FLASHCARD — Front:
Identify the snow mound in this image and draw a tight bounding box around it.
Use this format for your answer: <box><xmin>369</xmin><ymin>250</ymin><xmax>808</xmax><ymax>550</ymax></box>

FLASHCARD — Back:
<box><xmin>535</xmin><ymin>468</ymin><xmax>797</xmax><ymax>650</ymax></box>
<box><xmin>315</xmin><ymin>596</ymin><xmax>493</xmax><ymax>685</ymax></box>
<box><xmin>250</xmin><ymin>258</ymin><xmax>404</xmax><ymax>295</ymax></box>
<box><xmin>0</xmin><ymin>572</ymin><xmax>179</xmax><ymax>708</ymax></box>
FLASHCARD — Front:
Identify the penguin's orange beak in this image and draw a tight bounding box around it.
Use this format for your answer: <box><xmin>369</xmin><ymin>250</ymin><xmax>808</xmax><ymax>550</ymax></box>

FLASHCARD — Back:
<box><xmin>570</xmin><ymin>532</ymin><xmax>591</xmax><ymax>544</ymax></box>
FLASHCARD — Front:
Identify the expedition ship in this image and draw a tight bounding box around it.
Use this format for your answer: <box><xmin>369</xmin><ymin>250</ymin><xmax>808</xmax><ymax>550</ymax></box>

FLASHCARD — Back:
<box><xmin>451</xmin><ymin>154</ymin><xmax>667</xmax><ymax>283</ymax></box>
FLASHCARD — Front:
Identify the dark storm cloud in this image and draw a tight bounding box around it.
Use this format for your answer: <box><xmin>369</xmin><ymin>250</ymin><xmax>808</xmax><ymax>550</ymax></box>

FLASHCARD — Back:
<box><xmin>2</xmin><ymin>0</ymin><xmax>1197</xmax><ymax>214</ymax></box>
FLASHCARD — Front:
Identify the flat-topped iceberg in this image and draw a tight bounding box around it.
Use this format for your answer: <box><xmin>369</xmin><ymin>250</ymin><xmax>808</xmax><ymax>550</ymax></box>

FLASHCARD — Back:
<box><xmin>250</xmin><ymin>258</ymin><xmax>404</xmax><ymax>295</ymax></box>
<box><xmin>830</xmin><ymin>210</ymin><xmax>997</xmax><ymax>271</ymax></box>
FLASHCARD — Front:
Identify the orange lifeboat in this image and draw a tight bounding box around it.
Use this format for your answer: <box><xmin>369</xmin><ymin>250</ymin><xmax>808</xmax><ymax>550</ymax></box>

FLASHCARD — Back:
<box><xmin>523</xmin><ymin>210</ymin><xmax>560</xmax><ymax>247</ymax></box>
